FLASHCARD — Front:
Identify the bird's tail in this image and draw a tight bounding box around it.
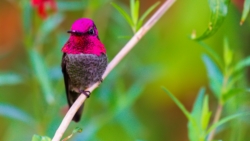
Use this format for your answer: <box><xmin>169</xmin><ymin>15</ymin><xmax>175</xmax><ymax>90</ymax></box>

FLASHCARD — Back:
<box><xmin>67</xmin><ymin>90</ymin><xmax>84</xmax><ymax>122</ymax></box>
<box><xmin>72</xmin><ymin>103</ymin><xmax>84</xmax><ymax>122</ymax></box>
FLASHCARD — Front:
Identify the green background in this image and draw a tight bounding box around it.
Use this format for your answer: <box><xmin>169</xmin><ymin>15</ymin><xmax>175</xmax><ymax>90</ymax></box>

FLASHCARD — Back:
<box><xmin>0</xmin><ymin>0</ymin><xmax>249</xmax><ymax>140</ymax></box>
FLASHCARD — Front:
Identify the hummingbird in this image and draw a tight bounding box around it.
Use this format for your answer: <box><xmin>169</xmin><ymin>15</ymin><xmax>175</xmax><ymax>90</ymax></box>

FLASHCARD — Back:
<box><xmin>61</xmin><ymin>18</ymin><xmax>108</xmax><ymax>122</ymax></box>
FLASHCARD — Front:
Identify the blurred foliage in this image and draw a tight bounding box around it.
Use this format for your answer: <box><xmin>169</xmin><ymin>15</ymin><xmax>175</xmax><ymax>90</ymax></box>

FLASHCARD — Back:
<box><xmin>163</xmin><ymin>37</ymin><xmax>250</xmax><ymax>140</ymax></box>
<box><xmin>191</xmin><ymin>0</ymin><xmax>230</xmax><ymax>40</ymax></box>
<box><xmin>241</xmin><ymin>0</ymin><xmax>250</xmax><ymax>24</ymax></box>
<box><xmin>0</xmin><ymin>0</ymin><xmax>250</xmax><ymax>141</ymax></box>
<box><xmin>111</xmin><ymin>0</ymin><xmax>160</xmax><ymax>33</ymax></box>
<box><xmin>32</xmin><ymin>135</ymin><xmax>51</xmax><ymax>141</ymax></box>
<box><xmin>61</xmin><ymin>127</ymin><xmax>82</xmax><ymax>141</ymax></box>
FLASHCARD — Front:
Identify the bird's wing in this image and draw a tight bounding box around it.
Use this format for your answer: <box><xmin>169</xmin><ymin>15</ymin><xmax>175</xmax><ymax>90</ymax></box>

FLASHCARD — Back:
<box><xmin>61</xmin><ymin>53</ymin><xmax>83</xmax><ymax>122</ymax></box>
<box><xmin>61</xmin><ymin>53</ymin><xmax>71</xmax><ymax>106</ymax></box>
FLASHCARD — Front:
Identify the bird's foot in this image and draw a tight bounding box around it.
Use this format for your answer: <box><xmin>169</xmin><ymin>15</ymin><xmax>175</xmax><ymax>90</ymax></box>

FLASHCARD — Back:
<box><xmin>100</xmin><ymin>78</ymin><xmax>103</xmax><ymax>83</ymax></box>
<box><xmin>80</xmin><ymin>90</ymin><xmax>91</xmax><ymax>98</ymax></box>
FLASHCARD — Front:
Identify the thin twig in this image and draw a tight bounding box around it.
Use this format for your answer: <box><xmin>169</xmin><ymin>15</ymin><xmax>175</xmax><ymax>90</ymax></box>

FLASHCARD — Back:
<box><xmin>52</xmin><ymin>0</ymin><xmax>176</xmax><ymax>140</ymax></box>
<box><xmin>207</xmin><ymin>104</ymin><xmax>223</xmax><ymax>141</ymax></box>
<box><xmin>207</xmin><ymin>74</ymin><xmax>228</xmax><ymax>141</ymax></box>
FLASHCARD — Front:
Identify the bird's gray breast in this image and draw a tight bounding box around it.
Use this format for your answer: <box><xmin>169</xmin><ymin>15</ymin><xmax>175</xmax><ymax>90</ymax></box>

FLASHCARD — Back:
<box><xmin>65</xmin><ymin>53</ymin><xmax>107</xmax><ymax>92</ymax></box>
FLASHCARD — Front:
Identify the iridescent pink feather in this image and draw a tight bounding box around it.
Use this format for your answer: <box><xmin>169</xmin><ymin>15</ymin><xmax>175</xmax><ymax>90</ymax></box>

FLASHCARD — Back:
<box><xmin>62</xmin><ymin>18</ymin><xmax>106</xmax><ymax>56</ymax></box>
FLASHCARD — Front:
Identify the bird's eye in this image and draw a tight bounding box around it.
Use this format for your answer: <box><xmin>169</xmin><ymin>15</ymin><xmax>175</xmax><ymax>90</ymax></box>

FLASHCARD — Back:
<box><xmin>88</xmin><ymin>28</ymin><xmax>95</xmax><ymax>35</ymax></box>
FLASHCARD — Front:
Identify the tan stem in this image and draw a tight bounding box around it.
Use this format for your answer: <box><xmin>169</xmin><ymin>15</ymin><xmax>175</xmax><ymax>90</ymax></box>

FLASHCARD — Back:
<box><xmin>207</xmin><ymin>72</ymin><xmax>229</xmax><ymax>141</ymax></box>
<box><xmin>207</xmin><ymin>104</ymin><xmax>223</xmax><ymax>141</ymax></box>
<box><xmin>52</xmin><ymin>0</ymin><xmax>176</xmax><ymax>140</ymax></box>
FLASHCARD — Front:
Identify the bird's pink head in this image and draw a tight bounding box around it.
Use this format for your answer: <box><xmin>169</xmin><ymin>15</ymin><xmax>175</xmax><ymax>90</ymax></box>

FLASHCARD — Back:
<box><xmin>62</xmin><ymin>18</ymin><xmax>106</xmax><ymax>56</ymax></box>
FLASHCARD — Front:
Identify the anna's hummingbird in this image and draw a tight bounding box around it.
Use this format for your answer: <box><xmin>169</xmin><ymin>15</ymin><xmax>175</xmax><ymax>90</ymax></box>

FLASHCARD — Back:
<box><xmin>61</xmin><ymin>18</ymin><xmax>108</xmax><ymax>122</ymax></box>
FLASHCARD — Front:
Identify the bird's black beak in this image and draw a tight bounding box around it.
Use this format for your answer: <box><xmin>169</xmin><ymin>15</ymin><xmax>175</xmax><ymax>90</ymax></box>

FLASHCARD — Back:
<box><xmin>67</xmin><ymin>30</ymin><xmax>85</xmax><ymax>36</ymax></box>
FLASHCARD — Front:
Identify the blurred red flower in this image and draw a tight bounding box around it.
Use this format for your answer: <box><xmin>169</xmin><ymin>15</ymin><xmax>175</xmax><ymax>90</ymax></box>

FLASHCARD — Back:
<box><xmin>31</xmin><ymin>0</ymin><xmax>57</xmax><ymax>19</ymax></box>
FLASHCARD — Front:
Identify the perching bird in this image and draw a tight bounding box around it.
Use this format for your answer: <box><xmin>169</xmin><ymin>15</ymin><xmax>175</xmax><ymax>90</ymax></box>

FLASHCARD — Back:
<box><xmin>61</xmin><ymin>18</ymin><xmax>108</xmax><ymax>122</ymax></box>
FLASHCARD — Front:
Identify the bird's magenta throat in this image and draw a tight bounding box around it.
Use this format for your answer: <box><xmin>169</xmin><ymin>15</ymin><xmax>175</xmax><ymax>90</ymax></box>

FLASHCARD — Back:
<box><xmin>62</xmin><ymin>36</ymin><xmax>106</xmax><ymax>56</ymax></box>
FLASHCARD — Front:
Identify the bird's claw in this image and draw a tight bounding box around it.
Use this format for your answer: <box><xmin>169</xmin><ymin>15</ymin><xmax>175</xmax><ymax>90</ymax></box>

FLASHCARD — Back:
<box><xmin>80</xmin><ymin>90</ymin><xmax>91</xmax><ymax>98</ymax></box>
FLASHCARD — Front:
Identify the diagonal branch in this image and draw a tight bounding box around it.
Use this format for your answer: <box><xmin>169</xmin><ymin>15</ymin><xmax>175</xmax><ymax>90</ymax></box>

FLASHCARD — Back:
<box><xmin>52</xmin><ymin>0</ymin><xmax>176</xmax><ymax>140</ymax></box>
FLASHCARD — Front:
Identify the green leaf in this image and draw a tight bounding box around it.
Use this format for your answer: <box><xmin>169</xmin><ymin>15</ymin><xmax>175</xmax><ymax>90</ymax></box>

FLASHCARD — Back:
<box><xmin>188</xmin><ymin>88</ymin><xmax>205</xmax><ymax>141</ymax></box>
<box><xmin>232</xmin><ymin>56</ymin><xmax>250</xmax><ymax>74</ymax></box>
<box><xmin>198</xmin><ymin>41</ymin><xmax>223</xmax><ymax>69</ymax></box>
<box><xmin>240</xmin><ymin>0</ymin><xmax>250</xmax><ymax>25</ymax></box>
<box><xmin>32</xmin><ymin>134</ymin><xmax>51</xmax><ymax>141</ymax></box>
<box><xmin>162</xmin><ymin>87</ymin><xmax>192</xmax><ymax>120</ymax></box>
<box><xmin>117</xmin><ymin>110</ymin><xmax>143</xmax><ymax>137</ymax></box>
<box><xmin>223</xmin><ymin>37</ymin><xmax>233</xmax><ymax>67</ymax></box>
<box><xmin>21</xmin><ymin>0</ymin><xmax>32</xmax><ymax>33</ymax></box>
<box><xmin>163</xmin><ymin>87</ymin><xmax>200</xmax><ymax>140</ymax></box>
<box><xmin>0</xmin><ymin>103</ymin><xmax>35</xmax><ymax>125</ymax></box>
<box><xmin>222</xmin><ymin>88</ymin><xmax>248</xmax><ymax>102</ymax></box>
<box><xmin>111</xmin><ymin>2</ymin><xmax>134</xmax><ymax>28</ymax></box>
<box><xmin>57</xmin><ymin>1</ymin><xmax>86</xmax><ymax>11</ymax></box>
<box><xmin>72</xmin><ymin>127</ymin><xmax>83</xmax><ymax>134</ymax></box>
<box><xmin>206</xmin><ymin>113</ymin><xmax>250</xmax><ymax>135</ymax></box>
<box><xmin>0</xmin><ymin>72</ymin><xmax>22</xmax><ymax>85</ymax></box>
<box><xmin>202</xmin><ymin>54</ymin><xmax>223</xmax><ymax>98</ymax></box>
<box><xmin>29</xmin><ymin>49</ymin><xmax>55</xmax><ymax>104</ymax></box>
<box><xmin>201</xmin><ymin>95</ymin><xmax>212</xmax><ymax>130</ymax></box>
<box><xmin>130</xmin><ymin>0</ymin><xmax>139</xmax><ymax>26</ymax></box>
<box><xmin>191</xmin><ymin>0</ymin><xmax>230</xmax><ymax>40</ymax></box>
<box><xmin>21</xmin><ymin>0</ymin><xmax>33</xmax><ymax>50</ymax></box>
<box><xmin>137</xmin><ymin>1</ymin><xmax>160</xmax><ymax>30</ymax></box>
<box><xmin>227</xmin><ymin>71</ymin><xmax>244</xmax><ymax>89</ymax></box>
<box><xmin>62</xmin><ymin>127</ymin><xmax>83</xmax><ymax>141</ymax></box>
<box><xmin>117</xmin><ymin>81</ymin><xmax>145</xmax><ymax>111</ymax></box>
<box><xmin>36</xmin><ymin>14</ymin><xmax>64</xmax><ymax>46</ymax></box>
<box><xmin>190</xmin><ymin>88</ymin><xmax>206</xmax><ymax>124</ymax></box>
